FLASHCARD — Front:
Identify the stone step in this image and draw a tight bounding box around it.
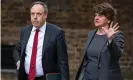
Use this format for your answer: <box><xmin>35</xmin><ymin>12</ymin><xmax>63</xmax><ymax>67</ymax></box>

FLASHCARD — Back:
<box><xmin>1</xmin><ymin>69</ymin><xmax>17</xmax><ymax>80</ymax></box>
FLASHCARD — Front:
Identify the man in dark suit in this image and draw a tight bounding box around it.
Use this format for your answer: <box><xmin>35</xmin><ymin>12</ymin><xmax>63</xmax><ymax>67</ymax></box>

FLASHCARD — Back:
<box><xmin>13</xmin><ymin>1</ymin><xmax>69</xmax><ymax>80</ymax></box>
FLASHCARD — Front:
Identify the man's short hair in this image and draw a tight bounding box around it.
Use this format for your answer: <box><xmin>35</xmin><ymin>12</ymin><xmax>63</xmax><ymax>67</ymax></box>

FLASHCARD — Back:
<box><xmin>30</xmin><ymin>1</ymin><xmax>48</xmax><ymax>13</ymax></box>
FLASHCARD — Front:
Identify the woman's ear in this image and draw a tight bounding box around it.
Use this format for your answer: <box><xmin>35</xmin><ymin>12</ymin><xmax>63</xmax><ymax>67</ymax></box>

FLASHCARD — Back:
<box><xmin>108</xmin><ymin>20</ymin><xmax>111</xmax><ymax>24</ymax></box>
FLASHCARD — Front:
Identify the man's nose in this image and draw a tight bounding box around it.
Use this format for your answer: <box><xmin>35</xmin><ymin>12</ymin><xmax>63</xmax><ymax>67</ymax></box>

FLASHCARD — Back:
<box><xmin>34</xmin><ymin>14</ymin><xmax>37</xmax><ymax>20</ymax></box>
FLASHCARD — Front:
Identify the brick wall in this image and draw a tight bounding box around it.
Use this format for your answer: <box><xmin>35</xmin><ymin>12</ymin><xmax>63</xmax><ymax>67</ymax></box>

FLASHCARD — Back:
<box><xmin>1</xmin><ymin>0</ymin><xmax>133</xmax><ymax>80</ymax></box>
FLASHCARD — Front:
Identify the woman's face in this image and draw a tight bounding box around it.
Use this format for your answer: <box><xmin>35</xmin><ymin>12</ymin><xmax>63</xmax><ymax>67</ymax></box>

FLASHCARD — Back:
<box><xmin>94</xmin><ymin>13</ymin><xmax>110</xmax><ymax>27</ymax></box>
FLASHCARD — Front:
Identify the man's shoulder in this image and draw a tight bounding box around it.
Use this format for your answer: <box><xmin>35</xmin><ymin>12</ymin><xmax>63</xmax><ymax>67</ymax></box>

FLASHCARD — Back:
<box><xmin>46</xmin><ymin>23</ymin><xmax>62</xmax><ymax>32</ymax></box>
<box><xmin>20</xmin><ymin>25</ymin><xmax>32</xmax><ymax>32</ymax></box>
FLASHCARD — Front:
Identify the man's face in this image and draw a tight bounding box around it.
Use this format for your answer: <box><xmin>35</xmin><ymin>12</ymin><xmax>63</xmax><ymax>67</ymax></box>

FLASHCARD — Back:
<box><xmin>94</xmin><ymin>13</ymin><xmax>109</xmax><ymax>27</ymax></box>
<box><xmin>30</xmin><ymin>4</ymin><xmax>47</xmax><ymax>28</ymax></box>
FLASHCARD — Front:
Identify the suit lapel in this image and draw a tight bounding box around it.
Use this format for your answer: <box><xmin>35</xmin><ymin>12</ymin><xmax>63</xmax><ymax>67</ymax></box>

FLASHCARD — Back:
<box><xmin>42</xmin><ymin>23</ymin><xmax>51</xmax><ymax>56</ymax></box>
<box><xmin>84</xmin><ymin>29</ymin><xmax>108</xmax><ymax>55</ymax></box>
<box><xmin>78</xmin><ymin>29</ymin><xmax>108</xmax><ymax>80</ymax></box>
<box><xmin>81</xmin><ymin>29</ymin><xmax>97</xmax><ymax>67</ymax></box>
<box><xmin>21</xmin><ymin>26</ymin><xmax>32</xmax><ymax>56</ymax></box>
<box><xmin>85</xmin><ymin>29</ymin><xmax>108</xmax><ymax>67</ymax></box>
<box><xmin>77</xmin><ymin>30</ymin><xmax>97</xmax><ymax>79</ymax></box>
<box><xmin>84</xmin><ymin>29</ymin><xmax>97</xmax><ymax>53</ymax></box>
<box><xmin>24</xmin><ymin>26</ymin><xmax>32</xmax><ymax>45</ymax></box>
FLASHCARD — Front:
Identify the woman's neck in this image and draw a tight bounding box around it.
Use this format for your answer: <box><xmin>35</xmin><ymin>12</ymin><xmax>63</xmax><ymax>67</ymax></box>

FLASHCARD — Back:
<box><xmin>97</xmin><ymin>25</ymin><xmax>109</xmax><ymax>35</ymax></box>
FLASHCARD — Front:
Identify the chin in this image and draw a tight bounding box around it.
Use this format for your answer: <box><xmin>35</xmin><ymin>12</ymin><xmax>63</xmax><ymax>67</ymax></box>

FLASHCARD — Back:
<box><xmin>95</xmin><ymin>24</ymin><xmax>99</xmax><ymax>27</ymax></box>
<box><xmin>95</xmin><ymin>25</ymin><xmax>102</xmax><ymax>28</ymax></box>
<box><xmin>95</xmin><ymin>24</ymin><xmax>102</xmax><ymax>27</ymax></box>
<box><xmin>33</xmin><ymin>24</ymin><xmax>40</xmax><ymax>27</ymax></box>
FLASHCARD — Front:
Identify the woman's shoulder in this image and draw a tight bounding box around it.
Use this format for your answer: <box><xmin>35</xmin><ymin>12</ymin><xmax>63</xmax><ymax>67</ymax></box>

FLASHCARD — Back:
<box><xmin>88</xmin><ymin>29</ymin><xmax>97</xmax><ymax>35</ymax></box>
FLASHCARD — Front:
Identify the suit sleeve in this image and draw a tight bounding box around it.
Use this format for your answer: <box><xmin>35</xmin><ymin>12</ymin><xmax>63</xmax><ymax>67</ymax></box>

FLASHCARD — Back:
<box><xmin>108</xmin><ymin>31</ymin><xmax>124</xmax><ymax>57</ymax></box>
<box><xmin>13</xmin><ymin>28</ymin><xmax>23</xmax><ymax>64</ymax></box>
<box><xmin>56</xmin><ymin>30</ymin><xmax>70</xmax><ymax>80</ymax></box>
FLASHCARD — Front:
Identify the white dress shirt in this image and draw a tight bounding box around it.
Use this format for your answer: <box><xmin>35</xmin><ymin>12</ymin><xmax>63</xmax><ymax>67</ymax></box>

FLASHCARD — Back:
<box><xmin>25</xmin><ymin>22</ymin><xmax>46</xmax><ymax>77</ymax></box>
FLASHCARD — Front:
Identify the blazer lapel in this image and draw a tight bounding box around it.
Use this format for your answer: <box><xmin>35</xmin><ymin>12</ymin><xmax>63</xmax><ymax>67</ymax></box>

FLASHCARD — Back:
<box><xmin>24</xmin><ymin>26</ymin><xmax>33</xmax><ymax>45</ymax></box>
<box><xmin>42</xmin><ymin>23</ymin><xmax>51</xmax><ymax>56</ymax></box>
<box><xmin>77</xmin><ymin>30</ymin><xmax>97</xmax><ymax>80</ymax></box>
<box><xmin>85</xmin><ymin>29</ymin><xmax>108</xmax><ymax>68</ymax></box>
<box><xmin>21</xmin><ymin>26</ymin><xmax>32</xmax><ymax>56</ymax></box>
<box><xmin>84</xmin><ymin>29</ymin><xmax>108</xmax><ymax>55</ymax></box>
<box><xmin>81</xmin><ymin>29</ymin><xmax>97</xmax><ymax>67</ymax></box>
<box><xmin>84</xmin><ymin>29</ymin><xmax>97</xmax><ymax>53</ymax></box>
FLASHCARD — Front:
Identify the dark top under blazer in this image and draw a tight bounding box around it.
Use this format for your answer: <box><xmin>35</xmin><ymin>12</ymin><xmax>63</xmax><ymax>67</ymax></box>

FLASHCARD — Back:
<box><xmin>75</xmin><ymin>29</ymin><xmax>124</xmax><ymax>80</ymax></box>
<box><xmin>13</xmin><ymin>23</ymin><xmax>70</xmax><ymax>80</ymax></box>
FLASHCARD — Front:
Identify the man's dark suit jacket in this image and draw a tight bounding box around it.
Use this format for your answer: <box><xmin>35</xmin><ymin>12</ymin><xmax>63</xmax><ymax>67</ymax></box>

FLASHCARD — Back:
<box><xmin>13</xmin><ymin>23</ymin><xmax>70</xmax><ymax>80</ymax></box>
<box><xmin>75</xmin><ymin>29</ymin><xmax>124</xmax><ymax>80</ymax></box>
